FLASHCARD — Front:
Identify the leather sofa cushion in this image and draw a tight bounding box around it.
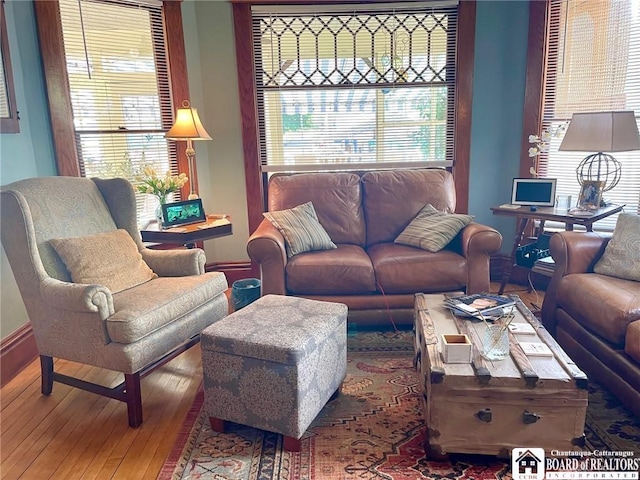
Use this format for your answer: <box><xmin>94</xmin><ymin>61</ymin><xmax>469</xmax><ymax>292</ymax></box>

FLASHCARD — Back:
<box><xmin>268</xmin><ymin>172</ymin><xmax>366</xmax><ymax>246</ymax></box>
<box><xmin>362</xmin><ymin>169</ymin><xmax>456</xmax><ymax>246</ymax></box>
<box><xmin>557</xmin><ymin>272</ymin><xmax>640</xmax><ymax>346</ymax></box>
<box><xmin>286</xmin><ymin>244</ymin><xmax>376</xmax><ymax>295</ymax></box>
<box><xmin>556</xmin><ymin>311</ymin><xmax>640</xmax><ymax>392</ymax></box>
<box><xmin>368</xmin><ymin>243</ymin><xmax>466</xmax><ymax>294</ymax></box>
<box><xmin>626</xmin><ymin>321</ymin><xmax>640</xmax><ymax>364</ymax></box>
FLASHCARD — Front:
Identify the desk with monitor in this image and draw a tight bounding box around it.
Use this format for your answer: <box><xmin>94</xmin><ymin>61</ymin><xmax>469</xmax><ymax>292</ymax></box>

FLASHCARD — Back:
<box><xmin>490</xmin><ymin>203</ymin><xmax>624</xmax><ymax>294</ymax></box>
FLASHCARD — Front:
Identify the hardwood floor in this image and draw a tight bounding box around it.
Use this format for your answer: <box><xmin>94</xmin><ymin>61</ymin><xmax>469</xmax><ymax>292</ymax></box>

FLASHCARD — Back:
<box><xmin>0</xmin><ymin>284</ymin><xmax>543</xmax><ymax>480</ymax></box>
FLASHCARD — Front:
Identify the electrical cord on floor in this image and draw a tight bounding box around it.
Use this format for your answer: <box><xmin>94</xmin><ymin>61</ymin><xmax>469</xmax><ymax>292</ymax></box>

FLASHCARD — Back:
<box><xmin>527</xmin><ymin>271</ymin><xmax>542</xmax><ymax>313</ymax></box>
<box><xmin>375</xmin><ymin>281</ymin><xmax>399</xmax><ymax>332</ymax></box>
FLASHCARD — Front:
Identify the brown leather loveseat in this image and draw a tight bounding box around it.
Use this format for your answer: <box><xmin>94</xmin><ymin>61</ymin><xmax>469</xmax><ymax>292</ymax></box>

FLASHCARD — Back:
<box><xmin>541</xmin><ymin>231</ymin><xmax>640</xmax><ymax>417</ymax></box>
<box><xmin>247</xmin><ymin>169</ymin><xmax>502</xmax><ymax>327</ymax></box>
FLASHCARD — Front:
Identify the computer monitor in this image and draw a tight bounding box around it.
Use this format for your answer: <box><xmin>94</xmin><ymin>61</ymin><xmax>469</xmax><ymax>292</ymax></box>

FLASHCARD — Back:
<box><xmin>511</xmin><ymin>178</ymin><xmax>557</xmax><ymax>207</ymax></box>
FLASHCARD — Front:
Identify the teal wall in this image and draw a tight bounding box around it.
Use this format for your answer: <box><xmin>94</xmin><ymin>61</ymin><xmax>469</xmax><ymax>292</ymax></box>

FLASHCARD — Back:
<box><xmin>0</xmin><ymin>0</ymin><xmax>531</xmax><ymax>340</ymax></box>
<box><xmin>183</xmin><ymin>0</ymin><xmax>250</xmax><ymax>266</ymax></box>
<box><xmin>0</xmin><ymin>0</ymin><xmax>55</xmax><ymax>183</ymax></box>
<box><xmin>470</xmin><ymin>0</ymin><xmax>530</xmax><ymax>239</ymax></box>
<box><xmin>0</xmin><ymin>0</ymin><xmax>56</xmax><ymax>339</ymax></box>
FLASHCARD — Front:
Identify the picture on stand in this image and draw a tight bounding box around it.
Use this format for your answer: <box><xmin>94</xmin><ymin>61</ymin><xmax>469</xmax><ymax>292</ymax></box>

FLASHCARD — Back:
<box><xmin>162</xmin><ymin>199</ymin><xmax>206</xmax><ymax>227</ymax></box>
<box><xmin>577</xmin><ymin>180</ymin><xmax>604</xmax><ymax>209</ymax></box>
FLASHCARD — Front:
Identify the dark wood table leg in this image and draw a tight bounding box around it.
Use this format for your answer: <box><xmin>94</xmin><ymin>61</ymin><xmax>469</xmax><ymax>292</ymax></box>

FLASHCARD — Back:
<box><xmin>498</xmin><ymin>217</ymin><xmax>529</xmax><ymax>295</ymax></box>
<box><xmin>209</xmin><ymin>417</ymin><xmax>225</xmax><ymax>432</ymax></box>
<box><xmin>423</xmin><ymin>432</ymin><xmax>450</xmax><ymax>462</ymax></box>
<box><xmin>283</xmin><ymin>435</ymin><xmax>301</xmax><ymax>452</ymax></box>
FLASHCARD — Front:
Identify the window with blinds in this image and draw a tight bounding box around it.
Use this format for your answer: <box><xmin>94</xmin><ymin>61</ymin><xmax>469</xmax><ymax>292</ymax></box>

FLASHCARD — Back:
<box><xmin>252</xmin><ymin>2</ymin><xmax>458</xmax><ymax>172</ymax></box>
<box><xmin>538</xmin><ymin>0</ymin><xmax>640</xmax><ymax>230</ymax></box>
<box><xmin>58</xmin><ymin>0</ymin><xmax>178</xmax><ymax>225</ymax></box>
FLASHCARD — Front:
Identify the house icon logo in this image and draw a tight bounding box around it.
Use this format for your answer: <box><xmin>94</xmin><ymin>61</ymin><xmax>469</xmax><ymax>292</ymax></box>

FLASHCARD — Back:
<box><xmin>512</xmin><ymin>448</ymin><xmax>545</xmax><ymax>480</ymax></box>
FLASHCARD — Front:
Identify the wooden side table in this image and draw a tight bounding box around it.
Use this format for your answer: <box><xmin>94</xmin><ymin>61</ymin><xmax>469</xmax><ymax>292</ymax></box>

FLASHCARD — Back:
<box><xmin>491</xmin><ymin>204</ymin><xmax>623</xmax><ymax>294</ymax></box>
<box><xmin>141</xmin><ymin>214</ymin><xmax>232</xmax><ymax>248</ymax></box>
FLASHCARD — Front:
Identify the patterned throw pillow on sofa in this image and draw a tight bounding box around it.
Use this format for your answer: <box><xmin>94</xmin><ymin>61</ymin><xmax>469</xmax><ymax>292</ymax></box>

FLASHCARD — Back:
<box><xmin>594</xmin><ymin>213</ymin><xmax>640</xmax><ymax>282</ymax></box>
<box><xmin>395</xmin><ymin>203</ymin><xmax>473</xmax><ymax>252</ymax></box>
<box><xmin>264</xmin><ymin>201</ymin><xmax>337</xmax><ymax>257</ymax></box>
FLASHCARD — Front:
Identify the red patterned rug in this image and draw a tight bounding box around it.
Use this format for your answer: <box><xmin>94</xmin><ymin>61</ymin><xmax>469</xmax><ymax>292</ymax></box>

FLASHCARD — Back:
<box><xmin>158</xmin><ymin>331</ymin><xmax>639</xmax><ymax>480</ymax></box>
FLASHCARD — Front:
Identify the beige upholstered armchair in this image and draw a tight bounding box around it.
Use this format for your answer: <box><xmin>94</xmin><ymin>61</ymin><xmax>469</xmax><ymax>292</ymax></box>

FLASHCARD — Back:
<box><xmin>1</xmin><ymin>177</ymin><xmax>228</xmax><ymax>427</ymax></box>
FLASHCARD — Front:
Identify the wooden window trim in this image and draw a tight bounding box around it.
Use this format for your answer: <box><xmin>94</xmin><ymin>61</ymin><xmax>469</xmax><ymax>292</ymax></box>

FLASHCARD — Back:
<box><xmin>163</xmin><ymin>0</ymin><xmax>192</xmax><ymax>199</ymax></box>
<box><xmin>0</xmin><ymin>0</ymin><xmax>20</xmax><ymax>134</ymax></box>
<box><xmin>34</xmin><ymin>0</ymin><xmax>78</xmax><ymax>175</ymax></box>
<box><xmin>520</xmin><ymin>0</ymin><xmax>549</xmax><ymax>178</ymax></box>
<box><xmin>452</xmin><ymin>0</ymin><xmax>475</xmax><ymax>215</ymax></box>
<box><xmin>33</xmin><ymin>0</ymin><xmax>193</xmax><ymax>198</ymax></box>
<box><xmin>233</xmin><ymin>1</ymin><xmax>476</xmax><ymax>234</ymax></box>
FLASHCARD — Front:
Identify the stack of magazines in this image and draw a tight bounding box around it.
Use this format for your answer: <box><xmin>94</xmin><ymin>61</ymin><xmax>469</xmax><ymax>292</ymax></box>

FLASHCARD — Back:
<box><xmin>444</xmin><ymin>293</ymin><xmax>516</xmax><ymax>319</ymax></box>
<box><xmin>531</xmin><ymin>256</ymin><xmax>555</xmax><ymax>277</ymax></box>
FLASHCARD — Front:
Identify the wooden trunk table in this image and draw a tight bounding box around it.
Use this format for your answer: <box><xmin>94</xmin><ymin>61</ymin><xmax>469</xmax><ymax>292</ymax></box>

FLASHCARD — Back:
<box><xmin>413</xmin><ymin>293</ymin><xmax>588</xmax><ymax>458</ymax></box>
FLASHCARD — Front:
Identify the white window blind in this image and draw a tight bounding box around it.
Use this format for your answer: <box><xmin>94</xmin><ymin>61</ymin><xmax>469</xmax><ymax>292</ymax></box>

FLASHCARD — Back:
<box><xmin>538</xmin><ymin>0</ymin><xmax>640</xmax><ymax>230</ymax></box>
<box><xmin>58</xmin><ymin>0</ymin><xmax>179</xmax><ymax>225</ymax></box>
<box><xmin>252</xmin><ymin>2</ymin><xmax>458</xmax><ymax>172</ymax></box>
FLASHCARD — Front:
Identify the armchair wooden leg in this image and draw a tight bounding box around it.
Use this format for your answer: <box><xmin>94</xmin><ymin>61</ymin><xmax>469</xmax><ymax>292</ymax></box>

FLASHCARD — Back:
<box><xmin>40</xmin><ymin>355</ymin><xmax>54</xmax><ymax>395</ymax></box>
<box><xmin>124</xmin><ymin>373</ymin><xmax>143</xmax><ymax>428</ymax></box>
<box><xmin>33</xmin><ymin>336</ymin><xmax>202</xmax><ymax>428</ymax></box>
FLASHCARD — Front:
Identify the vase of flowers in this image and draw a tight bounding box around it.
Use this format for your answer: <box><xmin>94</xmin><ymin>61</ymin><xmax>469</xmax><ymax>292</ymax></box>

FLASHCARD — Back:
<box><xmin>136</xmin><ymin>166</ymin><xmax>188</xmax><ymax>227</ymax></box>
<box><xmin>154</xmin><ymin>199</ymin><xmax>165</xmax><ymax>228</ymax></box>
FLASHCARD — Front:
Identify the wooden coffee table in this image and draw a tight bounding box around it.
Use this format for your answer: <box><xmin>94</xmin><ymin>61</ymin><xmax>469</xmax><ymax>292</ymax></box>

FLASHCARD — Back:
<box><xmin>413</xmin><ymin>293</ymin><xmax>588</xmax><ymax>458</ymax></box>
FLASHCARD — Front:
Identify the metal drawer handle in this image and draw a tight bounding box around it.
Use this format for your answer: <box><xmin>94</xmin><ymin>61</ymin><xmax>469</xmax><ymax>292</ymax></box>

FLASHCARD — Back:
<box><xmin>523</xmin><ymin>410</ymin><xmax>541</xmax><ymax>424</ymax></box>
<box><xmin>476</xmin><ymin>408</ymin><xmax>492</xmax><ymax>422</ymax></box>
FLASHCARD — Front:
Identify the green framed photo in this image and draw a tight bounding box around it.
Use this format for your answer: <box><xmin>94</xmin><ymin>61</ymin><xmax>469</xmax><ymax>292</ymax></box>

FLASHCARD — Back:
<box><xmin>162</xmin><ymin>199</ymin><xmax>206</xmax><ymax>227</ymax></box>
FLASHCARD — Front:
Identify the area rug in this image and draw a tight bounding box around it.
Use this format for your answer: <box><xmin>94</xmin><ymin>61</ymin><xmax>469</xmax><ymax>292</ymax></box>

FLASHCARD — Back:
<box><xmin>158</xmin><ymin>330</ymin><xmax>640</xmax><ymax>480</ymax></box>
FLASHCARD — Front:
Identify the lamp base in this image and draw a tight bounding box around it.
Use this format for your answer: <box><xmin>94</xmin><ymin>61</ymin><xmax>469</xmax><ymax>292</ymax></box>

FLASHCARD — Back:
<box><xmin>575</xmin><ymin>152</ymin><xmax>621</xmax><ymax>193</ymax></box>
<box><xmin>185</xmin><ymin>144</ymin><xmax>198</xmax><ymax>200</ymax></box>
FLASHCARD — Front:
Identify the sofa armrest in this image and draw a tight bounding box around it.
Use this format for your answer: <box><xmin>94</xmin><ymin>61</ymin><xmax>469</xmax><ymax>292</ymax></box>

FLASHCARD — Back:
<box><xmin>247</xmin><ymin>218</ymin><xmax>287</xmax><ymax>295</ymax></box>
<box><xmin>40</xmin><ymin>277</ymin><xmax>114</xmax><ymax>317</ymax></box>
<box><xmin>38</xmin><ymin>277</ymin><xmax>116</xmax><ymax>346</ymax></box>
<box><xmin>141</xmin><ymin>248</ymin><xmax>206</xmax><ymax>276</ymax></box>
<box><xmin>541</xmin><ymin>231</ymin><xmax>610</xmax><ymax>333</ymax></box>
<box><xmin>548</xmin><ymin>231</ymin><xmax>610</xmax><ymax>276</ymax></box>
<box><xmin>451</xmin><ymin>223</ymin><xmax>503</xmax><ymax>294</ymax></box>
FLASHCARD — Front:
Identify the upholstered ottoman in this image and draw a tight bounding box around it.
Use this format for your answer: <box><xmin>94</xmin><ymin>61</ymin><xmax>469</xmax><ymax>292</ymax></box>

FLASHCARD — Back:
<box><xmin>201</xmin><ymin>294</ymin><xmax>348</xmax><ymax>451</ymax></box>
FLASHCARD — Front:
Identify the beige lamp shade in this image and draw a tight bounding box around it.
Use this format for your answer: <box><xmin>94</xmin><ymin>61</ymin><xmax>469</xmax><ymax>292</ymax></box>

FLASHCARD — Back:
<box><xmin>166</xmin><ymin>100</ymin><xmax>211</xmax><ymax>140</ymax></box>
<box><xmin>559</xmin><ymin>111</ymin><xmax>640</xmax><ymax>153</ymax></box>
<box><xmin>166</xmin><ymin>100</ymin><xmax>211</xmax><ymax>200</ymax></box>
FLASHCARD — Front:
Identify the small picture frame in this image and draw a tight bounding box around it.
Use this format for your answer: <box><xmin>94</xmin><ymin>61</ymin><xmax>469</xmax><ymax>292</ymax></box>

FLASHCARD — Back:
<box><xmin>577</xmin><ymin>180</ymin><xmax>604</xmax><ymax>209</ymax></box>
<box><xmin>162</xmin><ymin>199</ymin><xmax>206</xmax><ymax>228</ymax></box>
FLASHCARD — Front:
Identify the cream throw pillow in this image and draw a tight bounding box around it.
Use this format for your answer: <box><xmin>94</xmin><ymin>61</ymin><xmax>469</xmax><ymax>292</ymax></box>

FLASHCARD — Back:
<box><xmin>264</xmin><ymin>201</ymin><xmax>337</xmax><ymax>257</ymax></box>
<box><xmin>50</xmin><ymin>229</ymin><xmax>157</xmax><ymax>293</ymax></box>
<box><xmin>594</xmin><ymin>213</ymin><xmax>640</xmax><ymax>282</ymax></box>
<box><xmin>395</xmin><ymin>204</ymin><xmax>473</xmax><ymax>252</ymax></box>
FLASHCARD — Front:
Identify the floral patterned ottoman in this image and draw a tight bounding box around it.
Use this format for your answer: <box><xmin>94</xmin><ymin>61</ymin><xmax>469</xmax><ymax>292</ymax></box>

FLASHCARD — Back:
<box><xmin>201</xmin><ymin>294</ymin><xmax>348</xmax><ymax>451</ymax></box>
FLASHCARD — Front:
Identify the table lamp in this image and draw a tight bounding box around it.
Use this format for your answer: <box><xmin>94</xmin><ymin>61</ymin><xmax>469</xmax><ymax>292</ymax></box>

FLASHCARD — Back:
<box><xmin>166</xmin><ymin>100</ymin><xmax>212</xmax><ymax>199</ymax></box>
<box><xmin>558</xmin><ymin>111</ymin><xmax>640</xmax><ymax>192</ymax></box>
